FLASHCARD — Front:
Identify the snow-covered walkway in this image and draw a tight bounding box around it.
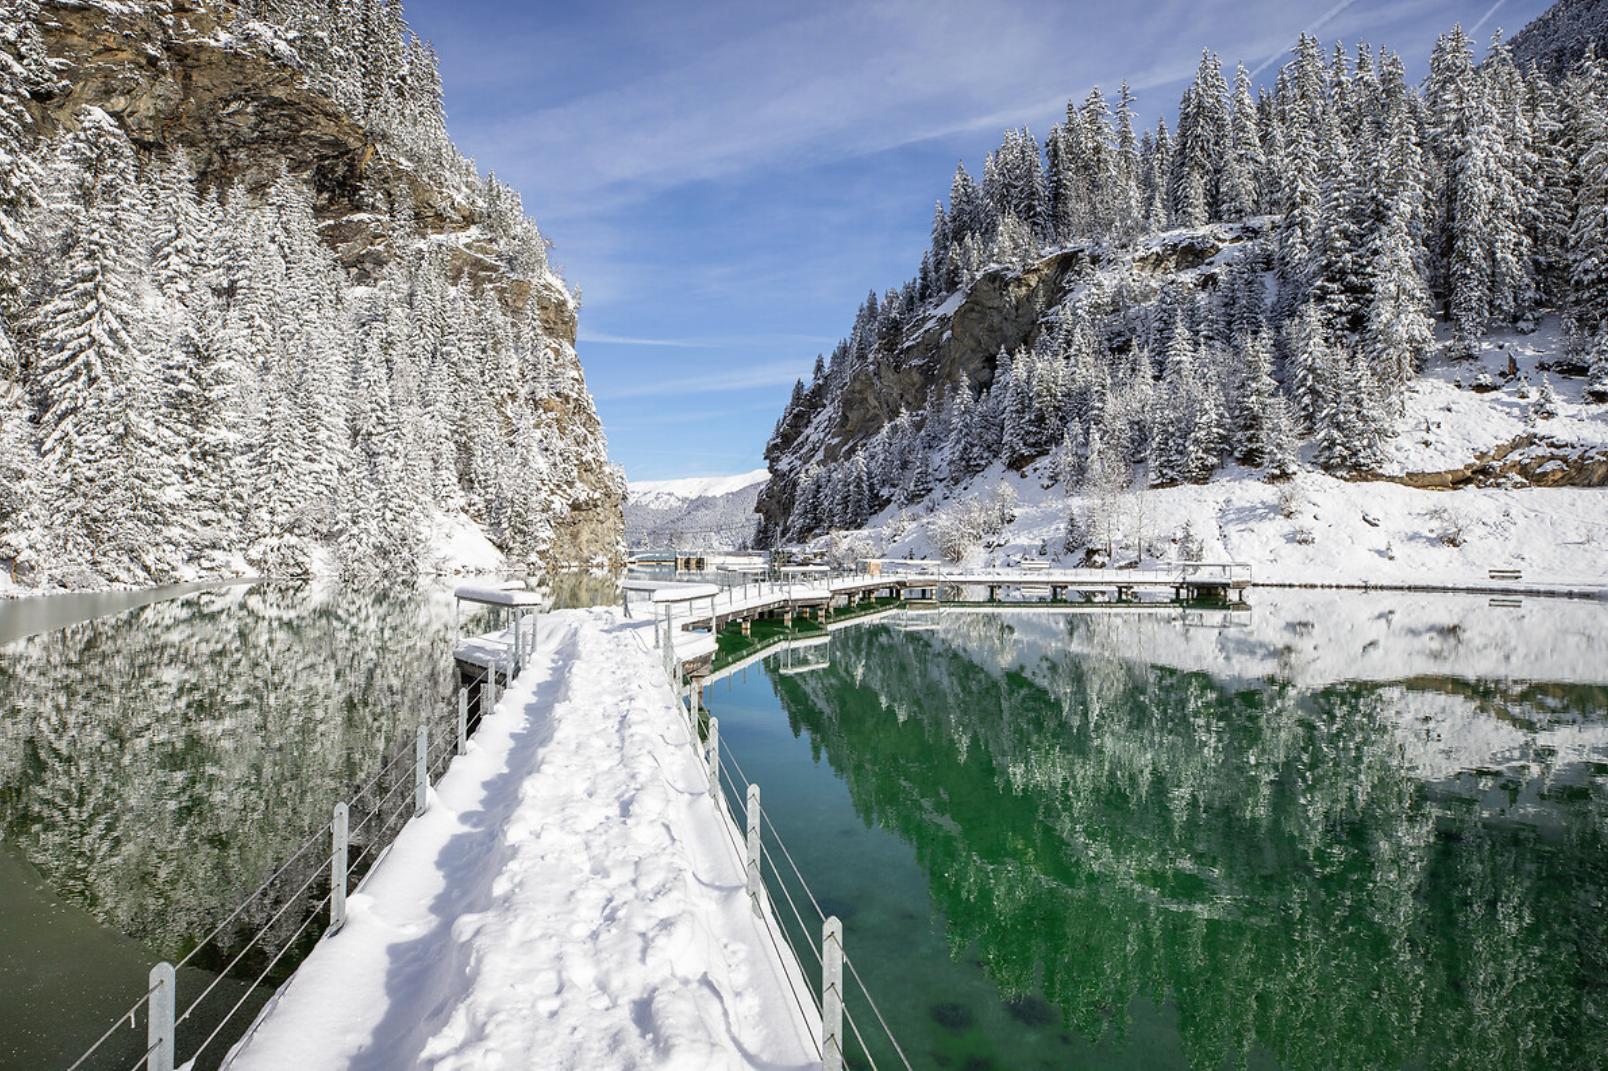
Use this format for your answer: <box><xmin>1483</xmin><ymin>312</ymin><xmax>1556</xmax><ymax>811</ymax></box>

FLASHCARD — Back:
<box><xmin>228</xmin><ymin>609</ymin><xmax>819</xmax><ymax>1071</ymax></box>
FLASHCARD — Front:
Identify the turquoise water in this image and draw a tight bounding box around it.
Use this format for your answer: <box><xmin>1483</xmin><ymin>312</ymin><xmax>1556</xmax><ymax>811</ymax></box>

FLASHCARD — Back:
<box><xmin>707</xmin><ymin>595</ymin><xmax>1608</xmax><ymax>1071</ymax></box>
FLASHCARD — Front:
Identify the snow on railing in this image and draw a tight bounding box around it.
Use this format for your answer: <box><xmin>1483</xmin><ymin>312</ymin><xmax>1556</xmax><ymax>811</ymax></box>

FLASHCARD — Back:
<box><xmin>65</xmin><ymin>630</ymin><xmax>539</xmax><ymax>1071</ymax></box>
<box><xmin>651</xmin><ymin>618</ymin><xmax>912</xmax><ymax>1071</ymax></box>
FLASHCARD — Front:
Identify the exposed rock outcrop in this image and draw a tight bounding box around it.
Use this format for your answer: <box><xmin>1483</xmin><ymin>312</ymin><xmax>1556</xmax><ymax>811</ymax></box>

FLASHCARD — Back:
<box><xmin>1388</xmin><ymin>435</ymin><xmax>1608</xmax><ymax>490</ymax></box>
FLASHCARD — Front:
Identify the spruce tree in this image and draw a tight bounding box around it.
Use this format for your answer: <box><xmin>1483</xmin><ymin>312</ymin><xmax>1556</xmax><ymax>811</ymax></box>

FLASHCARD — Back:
<box><xmin>1362</xmin><ymin>210</ymin><xmax>1435</xmax><ymax>410</ymax></box>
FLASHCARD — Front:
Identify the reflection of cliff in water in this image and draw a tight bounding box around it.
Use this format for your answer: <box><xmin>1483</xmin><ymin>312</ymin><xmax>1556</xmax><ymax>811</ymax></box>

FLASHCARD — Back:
<box><xmin>0</xmin><ymin>582</ymin><xmax>457</xmax><ymax>962</ymax></box>
<box><xmin>769</xmin><ymin>611</ymin><xmax>1608</xmax><ymax>1071</ymax></box>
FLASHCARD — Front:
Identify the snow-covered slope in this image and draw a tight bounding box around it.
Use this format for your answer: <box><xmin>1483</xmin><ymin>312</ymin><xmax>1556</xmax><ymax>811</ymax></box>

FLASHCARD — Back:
<box><xmin>625</xmin><ymin>470</ymin><xmax>768</xmax><ymax>550</ymax></box>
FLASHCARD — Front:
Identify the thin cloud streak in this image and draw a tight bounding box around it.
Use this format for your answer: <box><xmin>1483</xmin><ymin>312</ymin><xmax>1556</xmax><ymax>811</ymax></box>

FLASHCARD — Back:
<box><xmin>1470</xmin><ymin>0</ymin><xmax>1507</xmax><ymax>35</ymax></box>
<box><xmin>1250</xmin><ymin>0</ymin><xmax>1361</xmax><ymax>76</ymax></box>
<box><xmin>578</xmin><ymin>331</ymin><xmax>701</xmax><ymax>348</ymax></box>
<box><xmin>593</xmin><ymin>361</ymin><xmax>808</xmax><ymax>400</ymax></box>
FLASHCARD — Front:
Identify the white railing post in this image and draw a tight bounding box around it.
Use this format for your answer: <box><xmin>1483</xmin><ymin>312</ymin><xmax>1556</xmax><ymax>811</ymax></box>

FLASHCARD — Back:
<box><xmin>822</xmin><ymin>917</ymin><xmax>843</xmax><ymax>1071</ymax></box>
<box><xmin>707</xmin><ymin>717</ymin><xmax>720</xmax><ymax>800</ymax></box>
<box><xmin>745</xmin><ymin>783</ymin><xmax>762</xmax><ymax>916</ymax></box>
<box><xmin>415</xmin><ymin>725</ymin><xmax>428</xmax><ymax>817</ymax></box>
<box><xmin>457</xmin><ymin>686</ymin><xmax>468</xmax><ymax>756</ymax></box>
<box><xmin>512</xmin><ymin>614</ymin><xmax>522</xmax><ymax>677</ymax></box>
<box><xmin>330</xmin><ymin>802</ymin><xmax>348</xmax><ymax>934</ymax></box>
<box><xmin>148</xmin><ymin>961</ymin><xmax>175</xmax><ymax>1071</ymax></box>
<box><xmin>481</xmin><ymin>675</ymin><xmax>493</xmax><ymax>725</ymax></box>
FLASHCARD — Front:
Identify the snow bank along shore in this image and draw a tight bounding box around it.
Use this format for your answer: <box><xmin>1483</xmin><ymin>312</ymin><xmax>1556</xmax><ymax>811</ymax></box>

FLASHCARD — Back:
<box><xmin>228</xmin><ymin>609</ymin><xmax>818</xmax><ymax>1071</ymax></box>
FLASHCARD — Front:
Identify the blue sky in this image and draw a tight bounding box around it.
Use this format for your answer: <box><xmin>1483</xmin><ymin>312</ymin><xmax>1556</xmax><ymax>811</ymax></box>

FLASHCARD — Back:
<box><xmin>402</xmin><ymin>0</ymin><xmax>1552</xmax><ymax>482</ymax></box>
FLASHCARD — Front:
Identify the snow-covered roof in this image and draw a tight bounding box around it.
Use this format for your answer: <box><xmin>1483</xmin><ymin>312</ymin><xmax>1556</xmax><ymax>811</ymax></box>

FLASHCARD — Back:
<box><xmin>454</xmin><ymin>586</ymin><xmax>546</xmax><ymax>607</ymax></box>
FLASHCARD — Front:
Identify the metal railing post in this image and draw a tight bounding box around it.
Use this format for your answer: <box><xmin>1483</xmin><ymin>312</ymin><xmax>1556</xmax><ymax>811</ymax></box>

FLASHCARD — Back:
<box><xmin>457</xmin><ymin>687</ymin><xmax>468</xmax><ymax>756</ymax></box>
<box><xmin>512</xmin><ymin>614</ymin><xmax>522</xmax><ymax>677</ymax></box>
<box><xmin>822</xmin><ymin>917</ymin><xmax>843</xmax><ymax>1071</ymax></box>
<box><xmin>330</xmin><ymin>802</ymin><xmax>348</xmax><ymax>934</ymax></box>
<box><xmin>481</xmin><ymin>674</ymin><xmax>493</xmax><ymax>725</ymax></box>
<box><xmin>415</xmin><ymin>725</ymin><xmax>428</xmax><ymax>817</ymax></box>
<box><xmin>148</xmin><ymin>962</ymin><xmax>175</xmax><ymax>1071</ymax></box>
<box><xmin>707</xmin><ymin>717</ymin><xmax>719</xmax><ymax>800</ymax></box>
<box><xmin>746</xmin><ymin>784</ymin><xmax>762</xmax><ymax>916</ymax></box>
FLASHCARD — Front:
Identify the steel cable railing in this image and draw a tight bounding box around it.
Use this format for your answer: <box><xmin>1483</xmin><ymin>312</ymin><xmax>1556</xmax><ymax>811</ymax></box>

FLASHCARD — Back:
<box><xmin>64</xmin><ymin>980</ymin><xmax>165</xmax><ymax>1071</ymax></box>
<box><xmin>65</xmin><ymin>661</ymin><xmax>498</xmax><ymax>1071</ymax></box>
<box><xmin>704</xmin><ymin>698</ymin><xmax>912</xmax><ymax>1071</ymax></box>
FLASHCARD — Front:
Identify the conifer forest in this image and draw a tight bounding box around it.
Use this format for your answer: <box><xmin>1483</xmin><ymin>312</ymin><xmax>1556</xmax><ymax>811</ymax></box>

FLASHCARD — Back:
<box><xmin>758</xmin><ymin>28</ymin><xmax>1608</xmax><ymax>545</ymax></box>
<box><xmin>0</xmin><ymin>0</ymin><xmax>623</xmax><ymax>589</ymax></box>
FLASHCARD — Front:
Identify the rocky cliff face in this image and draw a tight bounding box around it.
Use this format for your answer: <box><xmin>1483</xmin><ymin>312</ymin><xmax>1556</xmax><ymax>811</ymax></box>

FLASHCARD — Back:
<box><xmin>758</xmin><ymin>249</ymin><xmax>1087</xmax><ymax>536</ymax></box>
<box><xmin>756</xmin><ymin>225</ymin><xmax>1255</xmax><ymax>540</ymax></box>
<box><xmin>15</xmin><ymin>0</ymin><xmax>624</xmax><ymax>571</ymax></box>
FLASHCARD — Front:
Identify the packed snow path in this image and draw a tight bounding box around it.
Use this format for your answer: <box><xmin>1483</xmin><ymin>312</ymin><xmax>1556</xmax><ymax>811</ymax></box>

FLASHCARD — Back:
<box><xmin>229</xmin><ymin>609</ymin><xmax>819</xmax><ymax>1071</ymax></box>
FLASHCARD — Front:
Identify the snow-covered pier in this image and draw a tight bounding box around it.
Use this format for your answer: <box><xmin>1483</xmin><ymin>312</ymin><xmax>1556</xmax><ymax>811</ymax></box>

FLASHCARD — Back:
<box><xmin>226</xmin><ymin>607</ymin><xmax>821</xmax><ymax>1071</ymax></box>
<box><xmin>639</xmin><ymin>562</ymin><xmax>1251</xmax><ymax>649</ymax></box>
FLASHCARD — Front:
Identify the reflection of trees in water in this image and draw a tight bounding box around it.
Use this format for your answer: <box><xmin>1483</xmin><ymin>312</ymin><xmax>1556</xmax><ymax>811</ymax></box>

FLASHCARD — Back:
<box><xmin>772</xmin><ymin>618</ymin><xmax>1608</xmax><ymax>1070</ymax></box>
<box><xmin>0</xmin><ymin>582</ymin><xmax>456</xmax><ymax>962</ymax></box>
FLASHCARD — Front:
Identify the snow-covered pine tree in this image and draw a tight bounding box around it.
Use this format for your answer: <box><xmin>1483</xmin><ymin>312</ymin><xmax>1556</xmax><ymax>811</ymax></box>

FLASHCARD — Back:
<box><xmin>1262</xmin><ymin>394</ymin><xmax>1300</xmax><ymax>480</ymax></box>
<box><xmin>1221</xmin><ymin>63</ymin><xmax>1262</xmax><ymax>222</ymax></box>
<box><xmin>31</xmin><ymin>109</ymin><xmax>174</xmax><ymax>580</ymax></box>
<box><xmin>1110</xmin><ymin>82</ymin><xmax>1143</xmax><ymax>246</ymax></box>
<box><xmin>1172</xmin><ymin>49</ymin><xmax>1228</xmax><ymax>226</ymax></box>
<box><xmin>1283</xmin><ymin>301</ymin><xmax>1331</xmax><ymax>428</ymax></box>
<box><xmin>149</xmin><ymin>150</ymin><xmax>208</xmax><ymax>302</ymax></box>
<box><xmin>1362</xmin><ymin>209</ymin><xmax>1435</xmax><ymax>410</ymax></box>
<box><xmin>948</xmin><ymin>163</ymin><xmax>986</xmax><ymax>245</ymax></box>
<box><xmin>1228</xmin><ymin>329</ymin><xmax>1278</xmax><ymax>466</ymax></box>
<box><xmin>0</xmin><ymin>5</ymin><xmax>44</xmax><ymax>353</ymax></box>
<box><xmin>1566</xmin><ymin>53</ymin><xmax>1608</xmax><ymax>347</ymax></box>
<box><xmin>1312</xmin><ymin>350</ymin><xmax>1385</xmax><ymax>473</ymax></box>
<box><xmin>1079</xmin><ymin>87</ymin><xmax>1116</xmax><ymax>240</ymax></box>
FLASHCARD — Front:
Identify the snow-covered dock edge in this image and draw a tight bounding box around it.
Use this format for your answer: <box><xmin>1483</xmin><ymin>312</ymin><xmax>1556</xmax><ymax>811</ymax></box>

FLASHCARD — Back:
<box><xmin>222</xmin><ymin>608</ymin><xmax>822</xmax><ymax>1071</ymax></box>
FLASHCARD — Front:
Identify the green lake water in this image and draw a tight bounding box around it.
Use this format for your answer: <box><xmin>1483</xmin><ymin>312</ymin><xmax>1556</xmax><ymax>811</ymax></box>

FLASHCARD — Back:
<box><xmin>0</xmin><ymin>581</ymin><xmax>478</xmax><ymax>1071</ymax></box>
<box><xmin>707</xmin><ymin>593</ymin><xmax>1608</xmax><ymax>1071</ymax></box>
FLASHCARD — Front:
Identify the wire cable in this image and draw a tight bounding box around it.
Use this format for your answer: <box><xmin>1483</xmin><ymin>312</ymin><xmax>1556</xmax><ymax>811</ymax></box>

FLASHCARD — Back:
<box><xmin>64</xmin><ymin>979</ymin><xmax>163</xmax><ymax>1071</ymax></box>
<box><xmin>173</xmin><ymin>821</ymin><xmax>331</xmax><ymax>973</ymax></box>
<box><xmin>176</xmin><ymin>859</ymin><xmax>326</xmax><ymax>1026</ymax></box>
<box><xmin>188</xmin><ymin>887</ymin><xmax>334</xmax><ymax>1067</ymax></box>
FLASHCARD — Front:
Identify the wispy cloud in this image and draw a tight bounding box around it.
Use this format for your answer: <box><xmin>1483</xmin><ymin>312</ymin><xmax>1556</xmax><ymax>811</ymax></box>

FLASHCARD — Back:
<box><xmin>577</xmin><ymin>331</ymin><xmax>701</xmax><ymax>348</ymax></box>
<box><xmin>594</xmin><ymin>361</ymin><xmax>808</xmax><ymax>400</ymax></box>
<box><xmin>444</xmin><ymin>0</ymin><xmax>1354</xmax><ymax>221</ymax></box>
<box><xmin>1470</xmin><ymin>0</ymin><xmax>1508</xmax><ymax>36</ymax></box>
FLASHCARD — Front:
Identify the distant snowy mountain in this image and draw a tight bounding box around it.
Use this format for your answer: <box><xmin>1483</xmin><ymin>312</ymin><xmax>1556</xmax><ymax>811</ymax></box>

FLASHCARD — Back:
<box><xmin>625</xmin><ymin>470</ymin><xmax>768</xmax><ymax>550</ymax></box>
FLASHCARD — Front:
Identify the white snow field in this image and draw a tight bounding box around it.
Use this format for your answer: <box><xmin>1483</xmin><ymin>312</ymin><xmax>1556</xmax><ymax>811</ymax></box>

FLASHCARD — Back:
<box><xmin>228</xmin><ymin>609</ymin><xmax>818</xmax><ymax>1071</ymax></box>
<box><xmin>628</xmin><ymin>470</ymin><xmax>770</xmax><ymax>510</ymax></box>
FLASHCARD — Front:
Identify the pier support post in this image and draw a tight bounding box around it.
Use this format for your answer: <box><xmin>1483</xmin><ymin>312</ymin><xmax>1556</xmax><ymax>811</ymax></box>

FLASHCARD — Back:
<box><xmin>741</xmin><ymin>619</ymin><xmax>751</xmax><ymax>636</ymax></box>
<box><xmin>330</xmin><ymin>802</ymin><xmax>348</xmax><ymax>934</ymax></box>
<box><xmin>457</xmin><ymin>687</ymin><xmax>468</xmax><ymax>756</ymax></box>
<box><xmin>415</xmin><ymin>725</ymin><xmax>428</xmax><ymax>817</ymax></box>
<box><xmin>707</xmin><ymin>717</ymin><xmax>720</xmax><ymax>800</ymax></box>
<box><xmin>746</xmin><ymin>784</ymin><xmax>762</xmax><ymax>916</ymax></box>
<box><xmin>822</xmin><ymin>917</ymin><xmax>843</xmax><ymax>1071</ymax></box>
<box><xmin>148</xmin><ymin>962</ymin><xmax>175</xmax><ymax>1071</ymax></box>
